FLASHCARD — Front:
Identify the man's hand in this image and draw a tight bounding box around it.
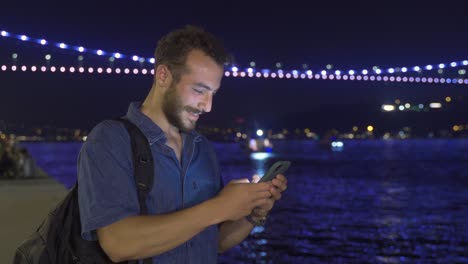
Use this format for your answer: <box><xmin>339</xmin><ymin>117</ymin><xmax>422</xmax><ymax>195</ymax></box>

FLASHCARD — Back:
<box><xmin>250</xmin><ymin>174</ymin><xmax>288</xmax><ymax>218</ymax></box>
<box><xmin>214</xmin><ymin>179</ymin><xmax>273</xmax><ymax>222</ymax></box>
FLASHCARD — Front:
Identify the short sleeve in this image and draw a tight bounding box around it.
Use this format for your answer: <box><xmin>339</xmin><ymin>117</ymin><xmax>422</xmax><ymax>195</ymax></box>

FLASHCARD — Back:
<box><xmin>77</xmin><ymin>120</ymin><xmax>140</xmax><ymax>240</ymax></box>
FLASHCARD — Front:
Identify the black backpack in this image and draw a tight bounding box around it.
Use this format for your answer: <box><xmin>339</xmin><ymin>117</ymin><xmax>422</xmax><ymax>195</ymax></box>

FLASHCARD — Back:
<box><xmin>13</xmin><ymin>118</ymin><xmax>153</xmax><ymax>264</ymax></box>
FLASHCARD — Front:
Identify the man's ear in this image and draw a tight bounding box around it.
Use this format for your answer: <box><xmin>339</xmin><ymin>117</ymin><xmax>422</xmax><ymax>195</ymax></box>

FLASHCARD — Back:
<box><xmin>155</xmin><ymin>64</ymin><xmax>173</xmax><ymax>90</ymax></box>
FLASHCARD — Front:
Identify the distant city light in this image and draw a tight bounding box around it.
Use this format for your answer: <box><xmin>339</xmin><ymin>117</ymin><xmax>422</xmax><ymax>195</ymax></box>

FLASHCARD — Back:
<box><xmin>382</xmin><ymin>104</ymin><xmax>395</xmax><ymax>112</ymax></box>
<box><xmin>367</xmin><ymin>126</ymin><xmax>374</xmax><ymax>132</ymax></box>
<box><xmin>97</xmin><ymin>50</ymin><xmax>103</xmax><ymax>56</ymax></box>
<box><xmin>78</xmin><ymin>46</ymin><xmax>84</xmax><ymax>52</ymax></box>
<box><xmin>429</xmin><ymin>102</ymin><xmax>442</xmax><ymax>108</ymax></box>
<box><xmin>256</xmin><ymin>129</ymin><xmax>264</xmax><ymax>137</ymax></box>
<box><xmin>445</xmin><ymin>96</ymin><xmax>452</xmax><ymax>102</ymax></box>
<box><xmin>40</xmin><ymin>39</ymin><xmax>47</xmax><ymax>45</ymax></box>
<box><xmin>399</xmin><ymin>105</ymin><xmax>405</xmax><ymax>111</ymax></box>
<box><xmin>59</xmin><ymin>43</ymin><xmax>66</xmax><ymax>49</ymax></box>
<box><xmin>405</xmin><ymin>103</ymin><xmax>411</xmax><ymax>108</ymax></box>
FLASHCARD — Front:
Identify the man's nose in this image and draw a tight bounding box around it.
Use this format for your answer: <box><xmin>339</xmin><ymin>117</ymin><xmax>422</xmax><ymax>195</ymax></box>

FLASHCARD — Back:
<box><xmin>199</xmin><ymin>93</ymin><xmax>213</xmax><ymax>113</ymax></box>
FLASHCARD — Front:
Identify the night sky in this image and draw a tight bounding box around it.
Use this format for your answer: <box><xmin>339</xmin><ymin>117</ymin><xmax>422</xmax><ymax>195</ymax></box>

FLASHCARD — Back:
<box><xmin>1</xmin><ymin>1</ymin><xmax>467</xmax><ymax>132</ymax></box>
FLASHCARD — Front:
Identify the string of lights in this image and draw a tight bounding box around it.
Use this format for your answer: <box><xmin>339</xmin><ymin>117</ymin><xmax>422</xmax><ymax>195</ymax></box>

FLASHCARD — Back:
<box><xmin>2</xmin><ymin>64</ymin><xmax>468</xmax><ymax>85</ymax></box>
<box><xmin>1</xmin><ymin>29</ymin><xmax>467</xmax><ymax>77</ymax></box>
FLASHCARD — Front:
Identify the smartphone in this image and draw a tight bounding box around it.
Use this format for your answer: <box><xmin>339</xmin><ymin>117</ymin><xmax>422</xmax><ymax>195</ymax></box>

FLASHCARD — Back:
<box><xmin>258</xmin><ymin>160</ymin><xmax>291</xmax><ymax>183</ymax></box>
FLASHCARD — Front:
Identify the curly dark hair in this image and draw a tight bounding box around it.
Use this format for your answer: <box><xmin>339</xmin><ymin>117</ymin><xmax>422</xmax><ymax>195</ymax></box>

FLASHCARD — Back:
<box><xmin>154</xmin><ymin>25</ymin><xmax>232</xmax><ymax>83</ymax></box>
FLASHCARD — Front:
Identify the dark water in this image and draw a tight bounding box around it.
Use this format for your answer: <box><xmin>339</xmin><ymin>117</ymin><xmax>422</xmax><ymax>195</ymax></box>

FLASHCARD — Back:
<box><xmin>21</xmin><ymin>139</ymin><xmax>468</xmax><ymax>263</ymax></box>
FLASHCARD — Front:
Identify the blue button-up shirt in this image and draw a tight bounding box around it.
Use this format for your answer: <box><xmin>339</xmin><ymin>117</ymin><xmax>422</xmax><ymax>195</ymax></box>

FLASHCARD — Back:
<box><xmin>78</xmin><ymin>102</ymin><xmax>223</xmax><ymax>263</ymax></box>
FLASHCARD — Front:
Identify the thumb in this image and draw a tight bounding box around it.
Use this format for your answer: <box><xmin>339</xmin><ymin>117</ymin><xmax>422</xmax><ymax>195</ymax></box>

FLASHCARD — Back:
<box><xmin>230</xmin><ymin>178</ymin><xmax>250</xmax><ymax>184</ymax></box>
<box><xmin>251</xmin><ymin>174</ymin><xmax>261</xmax><ymax>183</ymax></box>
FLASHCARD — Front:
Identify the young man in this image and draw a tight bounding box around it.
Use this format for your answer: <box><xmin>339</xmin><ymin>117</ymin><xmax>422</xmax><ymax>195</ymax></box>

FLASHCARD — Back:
<box><xmin>77</xmin><ymin>25</ymin><xmax>288</xmax><ymax>263</ymax></box>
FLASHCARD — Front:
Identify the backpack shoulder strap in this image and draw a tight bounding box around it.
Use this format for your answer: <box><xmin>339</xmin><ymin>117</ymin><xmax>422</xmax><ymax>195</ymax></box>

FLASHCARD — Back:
<box><xmin>115</xmin><ymin>117</ymin><xmax>154</xmax><ymax>264</ymax></box>
<box><xmin>115</xmin><ymin>117</ymin><xmax>154</xmax><ymax>214</ymax></box>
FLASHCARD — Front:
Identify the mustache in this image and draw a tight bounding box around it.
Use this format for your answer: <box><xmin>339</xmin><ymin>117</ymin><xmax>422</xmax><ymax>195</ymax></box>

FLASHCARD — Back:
<box><xmin>185</xmin><ymin>106</ymin><xmax>205</xmax><ymax>115</ymax></box>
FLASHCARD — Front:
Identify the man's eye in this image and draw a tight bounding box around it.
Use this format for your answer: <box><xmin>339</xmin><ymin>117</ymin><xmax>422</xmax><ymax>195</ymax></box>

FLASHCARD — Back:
<box><xmin>193</xmin><ymin>88</ymin><xmax>203</xmax><ymax>94</ymax></box>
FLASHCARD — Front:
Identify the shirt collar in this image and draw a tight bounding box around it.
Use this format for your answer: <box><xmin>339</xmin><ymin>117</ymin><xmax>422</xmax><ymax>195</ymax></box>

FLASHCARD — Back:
<box><xmin>125</xmin><ymin>101</ymin><xmax>202</xmax><ymax>145</ymax></box>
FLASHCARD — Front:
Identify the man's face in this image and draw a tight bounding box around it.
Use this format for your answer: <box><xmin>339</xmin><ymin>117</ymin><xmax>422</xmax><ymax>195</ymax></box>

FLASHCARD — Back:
<box><xmin>161</xmin><ymin>50</ymin><xmax>224</xmax><ymax>133</ymax></box>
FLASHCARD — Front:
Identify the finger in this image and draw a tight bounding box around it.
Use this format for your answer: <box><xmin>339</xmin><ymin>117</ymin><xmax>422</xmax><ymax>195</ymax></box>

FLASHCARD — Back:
<box><xmin>275</xmin><ymin>174</ymin><xmax>287</xmax><ymax>184</ymax></box>
<box><xmin>269</xmin><ymin>187</ymin><xmax>282</xmax><ymax>200</ymax></box>
<box><xmin>253</xmin><ymin>198</ymin><xmax>272</xmax><ymax>209</ymax></box>
<box><xmin>252</xmin><ymin>174</ymin><xmax>261</xmax><ymax>183</ymax></box>
<box><xmin>231</xmin><ymin>178</ymin><xmax>250</xmax><ymax>184</ymax></box>
<box><xmin>272</xmin><ymin>178</ymin><xmax>287</xmax><ymax>192</ymax></box>
<box><xmin>250</xmin><ymin>182</ymin><xmax>272</xmax><ymax>192</ymax></box>
<box><xmin>253</xmin><ymin>190</ymin><xmax>273</xmax><ymax>201</ymax></box>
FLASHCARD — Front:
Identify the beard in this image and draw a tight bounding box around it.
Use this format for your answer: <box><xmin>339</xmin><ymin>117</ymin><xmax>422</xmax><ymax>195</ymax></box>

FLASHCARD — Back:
<box><xmin>162</xmin><ymin>83</ymin><xmax>202</xmax><ymax>133</ymax></box>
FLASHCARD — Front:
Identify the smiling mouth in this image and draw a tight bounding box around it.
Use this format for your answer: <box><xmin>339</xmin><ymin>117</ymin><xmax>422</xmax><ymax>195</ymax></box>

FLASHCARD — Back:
<box><xmin>186</xmin><ymin>109</ymin><xmax>202</xmax><ymax>121</ymax></box>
